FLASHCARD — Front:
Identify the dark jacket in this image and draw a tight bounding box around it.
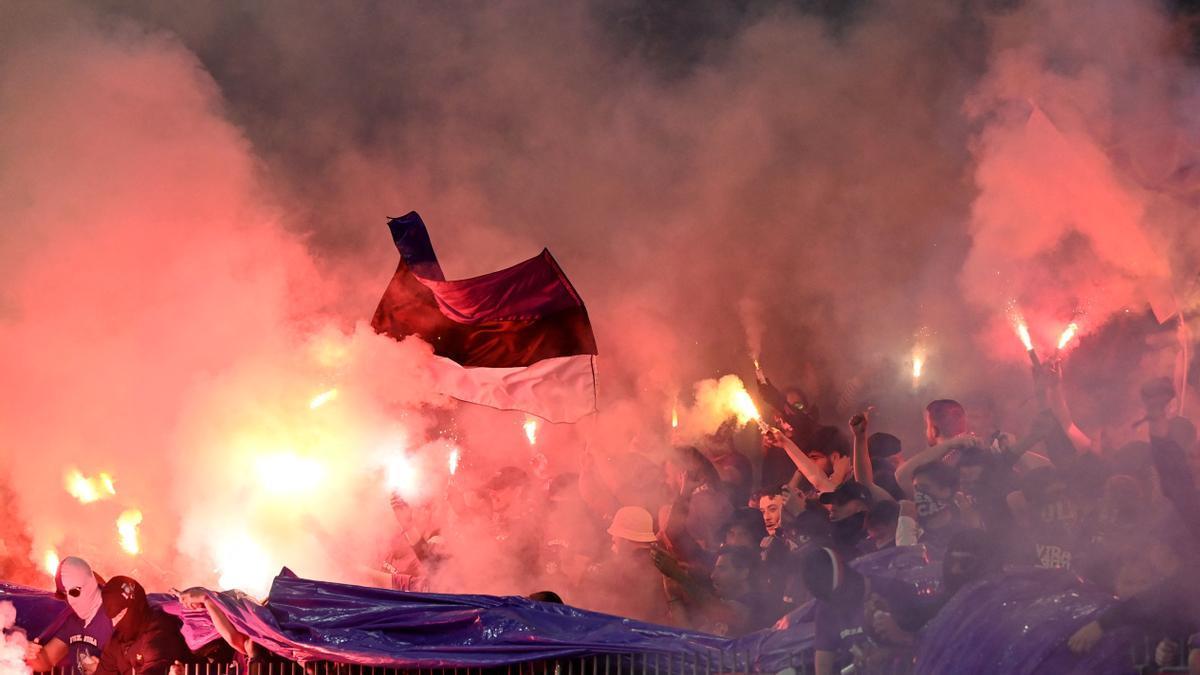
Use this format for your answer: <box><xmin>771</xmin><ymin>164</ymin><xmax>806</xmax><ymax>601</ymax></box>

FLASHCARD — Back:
<box><xmin>96</xmin><ymin>607</ymin><xmax>189</xmax><ymax>675</ymax></box>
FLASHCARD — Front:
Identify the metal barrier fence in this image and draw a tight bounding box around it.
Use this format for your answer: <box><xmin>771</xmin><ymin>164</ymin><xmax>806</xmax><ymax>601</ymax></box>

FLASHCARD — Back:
<box><xmin>33</xmin><ymin>632</ymin><xmax>1196</xmax><ymax>675</ymax></box>
<box><xmin>36</xmin><ymin>651</ymin><xmax>805</xmax><ymax>675</ymax></box>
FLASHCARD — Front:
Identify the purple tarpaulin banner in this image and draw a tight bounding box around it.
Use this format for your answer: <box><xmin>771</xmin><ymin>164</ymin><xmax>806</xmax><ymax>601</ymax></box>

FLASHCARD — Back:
<box><xmin>1</xmin><ymin>557</ymin><xmax>1139</xmax><ymax>671</ymax></box>
<box><xmin>914</xmin><ymin>567</ymin><xmax>1138</xmax><ymax>675</ymax></box>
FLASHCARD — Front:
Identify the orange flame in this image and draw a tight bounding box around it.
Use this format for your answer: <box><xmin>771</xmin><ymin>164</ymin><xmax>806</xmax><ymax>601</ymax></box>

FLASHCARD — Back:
<box><xmin>1056</xmin><ymin>322</ymin><xmax>1079</xmax><ymax>351</ymax></box>
<box><xmin>523</xmin><ymin>418</ymin><xmax>538</xmax><ymax>446</ymax></box>
<box><xmin>729</xmin><ymin>388</ymin><xmax>762</xmax><ymax>427</ymax></box>
<box><xmin>447</xmin><ymin>448</ymin><xmax>461</xmax><ymax>476</ymax></box>
<box><xmin>671</xmin><ymin>406</ymin><xmax>679</xmax><ymax>429</ymax></box>
<box><xmin>43</xmin><ymin>549</ymin><xmax>59</xmax><ymax>577</ymax></box>
<box><xmin>117</xmin><ymin>509</ymin><xmax>142</xmax><ymax>555</ymax></box>
<box><xmin>309</xmin><ymin>388</ymin><xmax>339</xmax><ymax>410</ymax></box>
<box><xmin>912</xmin><ymin>351</ymin><xmax>925</xmax><ymax>387</ymax></box>
<box><xmin>64</xmin><ymin>469</ymin><xmax>117</xmax><ymax>504</ymax></box>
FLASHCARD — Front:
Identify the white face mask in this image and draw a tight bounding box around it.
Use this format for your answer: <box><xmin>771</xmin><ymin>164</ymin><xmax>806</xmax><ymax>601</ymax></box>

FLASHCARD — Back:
<box><xmin>59</xmin><ymin>557</ymin><xmax>102</xmax><ymax>624</ymax></box>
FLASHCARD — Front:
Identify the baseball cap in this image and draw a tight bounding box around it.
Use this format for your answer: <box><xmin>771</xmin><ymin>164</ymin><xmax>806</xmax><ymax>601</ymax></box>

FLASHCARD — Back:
<box><xmin>818</xmin><ymin>480</ymin><xmax>872</xmax><ymax>507</ymax></box>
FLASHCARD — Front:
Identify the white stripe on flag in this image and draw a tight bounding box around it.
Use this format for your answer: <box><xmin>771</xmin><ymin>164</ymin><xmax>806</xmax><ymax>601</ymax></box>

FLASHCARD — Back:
<box><xmin>427</xmin><ymin>354</ymin><xmax>596</xmax><ymax>423</ymax></box>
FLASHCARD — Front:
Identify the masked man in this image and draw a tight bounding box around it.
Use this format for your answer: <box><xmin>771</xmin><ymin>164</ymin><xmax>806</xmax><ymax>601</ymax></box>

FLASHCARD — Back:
<box><xmin>95</xmin><ymin>576</ymin><xmax>189</xmax><ymax>675</ymax></box>
<box><xmin>25</xmin><ymin>557</ymin><xmax>111</xmax><ymax>675</ymax></box>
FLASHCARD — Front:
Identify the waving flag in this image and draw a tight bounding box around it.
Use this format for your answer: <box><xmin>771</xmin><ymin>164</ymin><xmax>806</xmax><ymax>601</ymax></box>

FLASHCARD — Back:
<box><xmin>372</xmin><ymin>212</ymin><xmax>597</xmax><ymax>423</ymax></box>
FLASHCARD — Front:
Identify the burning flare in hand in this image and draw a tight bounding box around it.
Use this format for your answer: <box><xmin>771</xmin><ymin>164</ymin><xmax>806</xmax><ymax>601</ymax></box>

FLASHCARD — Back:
<box><xmin>447</xmin><ymin>448</ymin><xmax>461</xmax><ymax>476</ymax></box>
<box><xmin>43</xmin><ymin>550</ymin><xmax>59</xmax><ymax>577</ymax></box>
<box><xmin>116</xmin><ymin>509</ymin><xmax>142</xmax><ymax>555</ymax></box>
<box><xmin>1016</xmin><ymin>322</ymin><xmax>1034</xmax><ymax>351</ymax></box>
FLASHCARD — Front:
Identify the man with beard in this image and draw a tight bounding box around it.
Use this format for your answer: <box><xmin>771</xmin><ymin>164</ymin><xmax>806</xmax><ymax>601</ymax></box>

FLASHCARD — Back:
<box><xmin>24</xmin><ymin>557</ymin><xmax>111</xmax><ymax>675</ymax></box>
<box><xmin>95</xmin><ymin>576</ymin><xmax>189</xmax><ymax>675</ymax></box>
<box><xmin>764</xmin><ymin>428</ymin><xmax>851</xmax><ymax>499</ymax></box>
<box><xmin>699</xmin><ymin>545</ymin><xmax>775</xmax><ymax>636</ymax></box>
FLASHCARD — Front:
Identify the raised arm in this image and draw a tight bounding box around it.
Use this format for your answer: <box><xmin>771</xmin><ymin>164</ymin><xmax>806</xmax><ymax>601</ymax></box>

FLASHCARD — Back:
<box><xmin>849</xmin><ymin>411</ymin><xmax>894</xmax><ymax>503</ymax></box>
<box><xmin>767</xmin><ymin>427</ymin><xmax>837</xmax><ymax>494</ymax></box>
<box><xmin>178</xmin><ymin>587</ymin><xmax>250</xmax><ymax>656</ymax></box>
<box><xmin>1037</xmin><ymin>359</ymin><xmax>1092</xmax><ymax>452</ymax></box>
<box><xmin>895</xmin><ymin>435</ymin><xmax>976</xmax><ymax>499</ymax></box>
<box><xmin>755</xmin><ymin>368</ymin><xmax>792</xmax><ymax>419</ymax></box>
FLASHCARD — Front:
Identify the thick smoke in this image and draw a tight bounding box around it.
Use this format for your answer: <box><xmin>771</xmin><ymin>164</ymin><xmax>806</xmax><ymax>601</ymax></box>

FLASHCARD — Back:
<box><xmin>0</xmin><ymin>602</ymin><xmax>29</xmax><ymax>675</ymax></box>
<box><xmin>0</xmin><ymin>0</ymin><xmax>1196</xmax><ymax>614</ymax></box>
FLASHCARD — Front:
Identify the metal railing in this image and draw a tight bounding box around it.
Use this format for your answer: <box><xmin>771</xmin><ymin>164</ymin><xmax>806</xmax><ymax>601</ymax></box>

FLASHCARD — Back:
<box><xmin>36</xmin><ymin>650</ymin><xmax>798</xmax><ymax>675</ymax></box>
<box><xmin>35</xmin><ymin>636</ymin><xmax>1196</xmax><ymax>675</ymax></box>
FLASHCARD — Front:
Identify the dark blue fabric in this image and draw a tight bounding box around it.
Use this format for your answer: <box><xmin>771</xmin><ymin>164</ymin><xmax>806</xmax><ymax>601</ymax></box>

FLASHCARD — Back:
<box><xmin>0</xmin><ymin>582</ymin><xmax>72</xmax><ymax>642</ymax></box>
<box><xmin>387</xmin><ymin>212</ymin><xmax>445</xmax><ymax>281</ymax></box>
<box><xmin>1</xmin><ymin>558</ymin><xmax>1140</xmax><ymax>672</ymax></box>
<box><xmin>914</xmin><ymin>567</ymin><xmax>1138</xmax><ymax>675</ymax></box>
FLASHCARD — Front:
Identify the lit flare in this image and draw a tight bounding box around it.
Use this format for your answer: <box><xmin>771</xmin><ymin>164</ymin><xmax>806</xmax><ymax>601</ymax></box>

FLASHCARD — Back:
<box><xmin>64</xmin><ymin>469</ymin><xmax>117</xmax><ymax>504</ymax></box>
<box><xmin>1016</xmin><ymin>322</ymin><xmax>1034</xmax><ymax>352</ymax></box>
<box><xmin>215</xmin><ymin>532</ymin><xmax>273</xmax><ymax>597</ymax></box>
<box><xmin>254</xmin><ymin>453</ymin><xmax>326</xmax><ymax>495</ymax></box>
<box><xmin>729</xmin><ymin>387</ymin><xmax>766</xmax><ymax>432</ymax></box>
<box><xmin>43</xmin><ymin>550</ymin><xmax>59</xmax><ymax>577</ymax></box>
<box><xmin>309</xmin><ymin>388</ymin><xmax>339</xmax><ymax>410</ymax></box>
<box><xmin>447</xmin><ymin>448</ymin><xmax>460</xmax><ymax>476</ymax></box>
<box><xmin>385</xmin><ymin>453</ymin><xmax>420</xmax><ymax>500</ymax></box>
<box><xmin>912</xmin><ymin>350</ymin><xmax>925</xmax><ymax>389</ymax></box>
<box><xmin>671</xmin><ymin>406</ymin><xmax>679</xmax><ymax>429</ymax></box>
<box><xmin>523</xmin><ymin>418</ymin><xmax>538</xmax><ymax>446</ymax></box>
<box><xmin>1056</xmin><ymin>322</ymin><xmax>1078</xmax><ymax>351</ymax></box>
<box><xmin>116</xmin><ymin>509</ymin><xmax>142</xmax><ymax>555</ymax></box>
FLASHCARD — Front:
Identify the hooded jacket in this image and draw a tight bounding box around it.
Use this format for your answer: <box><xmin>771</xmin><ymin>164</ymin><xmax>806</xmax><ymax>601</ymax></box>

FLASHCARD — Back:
<box><xmin>96</xmin><ymin>577</ymin><xmax>190</xmax><ymax>675</ymax></box>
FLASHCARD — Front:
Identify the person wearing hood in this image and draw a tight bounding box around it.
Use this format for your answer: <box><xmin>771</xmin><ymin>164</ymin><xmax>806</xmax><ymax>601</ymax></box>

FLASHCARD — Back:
<box><xmin>95</xmin><ymin>576</ymin><xmax>189</xmax><ymax>675</ymax></box>
<box><xmin>25</xmin><ymin>556</ymin><xmax>112</xmax><ymax>675</ymax></box>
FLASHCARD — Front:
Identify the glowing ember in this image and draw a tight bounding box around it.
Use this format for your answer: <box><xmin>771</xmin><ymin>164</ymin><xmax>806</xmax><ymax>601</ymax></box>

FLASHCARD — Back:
<box><xmin>1056</xmin><ymin>322</ymin><xmax>1079</xmax><ymax>350</ymax></box>
<box><xmin>64</xmin><ymin>469</ymin><xmax>117</xmax><ymax>504</ymax></box>
<box><xmin>254</xmin><ymin>453</ymin><xmax>326</xmax><ymax>495</ymax></box>
<box><xmin>729</xmin><ymin>388</ymin><xmax>762</xmax><ymax>427</ymax></box>
<box><xmin>116</xmin><ymin>509</ymin><xmax>142</xmax><ymax>555</ymax></box>
<box><xmin>43</xmin><ymin>550</ymin><xmax>59</xmax><ymax>577</ymax></box>
<box><xmin>523</xmin><ymin>418</ymin><xmax>538</xmax><ymax>446</ymax></box>
<box><xmin>308</xmin><ymin>388</ymin><xmax>339</xmax><ymax>409</ymax></box>
<box><xmin>447</xmin><ymin>448</ymin><xmax>461</xmax><ymax>476</ymax></box>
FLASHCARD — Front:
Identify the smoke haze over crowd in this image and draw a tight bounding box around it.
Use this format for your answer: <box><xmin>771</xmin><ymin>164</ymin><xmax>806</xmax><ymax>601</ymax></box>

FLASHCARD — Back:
<box><xmin>0</xmin><ymin>0</ymin><xmax>1198</xmax><ymax>606</ymax></box>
